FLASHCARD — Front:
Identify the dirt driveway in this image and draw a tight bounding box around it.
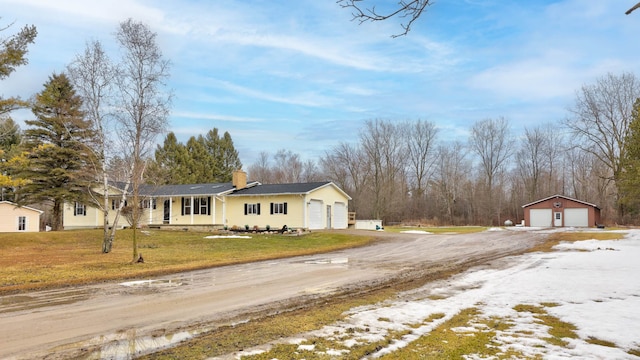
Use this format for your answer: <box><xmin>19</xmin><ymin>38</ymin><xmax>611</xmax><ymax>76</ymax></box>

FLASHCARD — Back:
<box><xmin>0</xmin><ymin>229</ymin><xmax>545</xmax><ymax>359</ymax></box>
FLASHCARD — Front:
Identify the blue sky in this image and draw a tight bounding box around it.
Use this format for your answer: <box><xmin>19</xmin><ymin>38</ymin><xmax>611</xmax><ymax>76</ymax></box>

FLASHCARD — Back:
<box><xmin>2</xmin><ymin>0</ymin><xmax>640</xmax><ymax>165</ymax></box>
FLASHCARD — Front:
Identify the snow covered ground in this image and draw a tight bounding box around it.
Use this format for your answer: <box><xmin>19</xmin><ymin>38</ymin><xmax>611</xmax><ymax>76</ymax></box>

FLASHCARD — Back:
<box><xmin>237</xmin><ymin>228</ymin><xmax>640</xmax><ymax>359</ymax></box>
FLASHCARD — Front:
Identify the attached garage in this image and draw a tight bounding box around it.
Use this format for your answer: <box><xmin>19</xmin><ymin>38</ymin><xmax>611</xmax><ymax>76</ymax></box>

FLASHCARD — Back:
<box><xmin>522</xmin><ymin>195</ymin><xmax>600</xmax><ymax>228</ymax></box>
<box><xmin>308</xmin><ymin>200</ymin><xmax>323</xmax><ymax>230</ymax></box>
<box><xmin>333</xmin><ymin>202</ymin><xmax>348</xmax><ymax>229</ymax></box>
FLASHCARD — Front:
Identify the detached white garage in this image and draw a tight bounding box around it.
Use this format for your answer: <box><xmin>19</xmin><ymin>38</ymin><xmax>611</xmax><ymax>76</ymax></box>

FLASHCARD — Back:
<box><xmin>522</xmin><ymin>195</ymin><xmax>601</xmax><ymax>228</ymax></box>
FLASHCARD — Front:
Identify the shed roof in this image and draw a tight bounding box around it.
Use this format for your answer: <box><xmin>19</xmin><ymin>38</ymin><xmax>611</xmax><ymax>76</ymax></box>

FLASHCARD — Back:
<box><xmin>521</xmin><ymin>194</ymin><xmax>600</xmax><ymax>209</ymax></box>
<box><xmin>0</xmin><ymin>201</ymin><xmax>44</xmax><ymax>214</ymax></box>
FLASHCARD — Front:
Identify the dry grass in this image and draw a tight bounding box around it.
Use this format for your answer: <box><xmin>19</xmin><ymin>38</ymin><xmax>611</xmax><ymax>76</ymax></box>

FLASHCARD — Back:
<box><xmin>527</xmin><ymin>231</ymin><xmax>625</xmax><ymax>253</ymax></box>
<box><xmin>0</xmin><ymin>229</ymin><xmax>374</xmax><ymax>294</ymax></box>
<box><xmin>139</xmin><ymin>288</ymin><xmax>398</xmax><ymax>359</ymax></box>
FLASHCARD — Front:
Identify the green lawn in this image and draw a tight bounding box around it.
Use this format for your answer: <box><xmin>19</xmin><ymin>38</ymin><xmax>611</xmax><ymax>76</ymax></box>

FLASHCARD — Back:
<box><xmin>0</xmin><ymin>229</ymin><xmax>374</xmax><ymax>294</ymax></box>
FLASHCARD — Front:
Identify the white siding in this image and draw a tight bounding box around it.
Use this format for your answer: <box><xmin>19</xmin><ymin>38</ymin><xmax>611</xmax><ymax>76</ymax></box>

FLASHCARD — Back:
<box><xmin>530</xmin><ymin>209</ymin><xmax>552</xmax><ymax>227</ymax></box>
<box><xmin>308</xmin><ymin>200</ymin><xmax>323</xmax><ymax>230</ymax></box>
<box><xmin>565</xmin><ymin>208</ymin><xmax>589</xmax><ymax>227</ymax></box>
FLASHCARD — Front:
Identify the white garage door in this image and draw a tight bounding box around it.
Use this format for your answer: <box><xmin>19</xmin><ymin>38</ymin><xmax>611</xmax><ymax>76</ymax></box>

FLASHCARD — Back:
<box><xmin>529</xmin><ymin>209</ymin><xmax>552</xmax><ymax>227</ymax></box>
<box><xmin>565</xmin><ymin>208</ymin><xmax>589</xmax><ymax>227</ymax></box>
<box><xmin>333</xmin><ymin>202</ymin><xmax>347</xmax><ymax>229</ymax></box>
<box><xmin>308</xmin><ymin>200</ymin><xmax>323</xmax><ymax>230</ymax></box>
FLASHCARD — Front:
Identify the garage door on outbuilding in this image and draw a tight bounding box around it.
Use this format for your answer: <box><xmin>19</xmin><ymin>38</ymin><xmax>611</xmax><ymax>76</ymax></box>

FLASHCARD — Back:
<box><xmin>529</xmin><ymin>209</ymin><xmax>552</xmax><ymax>227</ymax></box>
<box><xmin>522</xmin><ymin>195</ymin><xmax>601</xmax><ymax>228</ymax></box>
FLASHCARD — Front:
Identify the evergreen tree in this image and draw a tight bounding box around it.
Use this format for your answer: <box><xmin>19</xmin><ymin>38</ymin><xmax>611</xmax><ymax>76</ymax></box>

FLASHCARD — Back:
<box><xmin>204</xmin><ymin>129</ymin><xmax>242</xmax><ymax>182</ymax></box>
<box><xmin>185</xmin><ymin>135</ymin><xmax>210</xmax><ymax>183</ymax></box>
<box><xmin>0</xmin><ymin>117</ymin><xmax>24</xmax><ymax>200</ymax></box>
<box><xmin>15</xmin><ymin>73</ymin><xmax>94</xmax><ymax>230</ymax></box>
<box><xmin>1</xmin><ymin>22</ymin><xmax>37</xmax><ymax>115</ymax></box>
<box><xmin>148</xmin><ymin>128</ymin><xmax>242</xmax><ymax>184</ymax></box>
<box><xmin>146</xmin><ymin>132</ymin><xmax>190</xmax><ymax>184</ymax></box>
<box><xmin>619</xmin><ymin>98</ymin><xmax>640</xmax><ymax>220</ymax></box>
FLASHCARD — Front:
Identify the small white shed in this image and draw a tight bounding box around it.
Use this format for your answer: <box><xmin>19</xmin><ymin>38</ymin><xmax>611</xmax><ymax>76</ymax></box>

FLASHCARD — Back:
<box><xmin>354</xmin><ymin>220</ymin><xmax>383</xmax><ymax>230</ymax></box>
<box><xmin>0</xmin><ymin>201</ymin><xmax>42</xmax><ymax>232</ymax></box>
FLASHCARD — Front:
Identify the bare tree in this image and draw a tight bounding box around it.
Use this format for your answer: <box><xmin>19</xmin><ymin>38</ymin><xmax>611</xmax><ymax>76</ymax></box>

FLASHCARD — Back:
<box><xmin>301</xmin><ymin>159</ymin><xmax>322</xmax><ymax>182</ymax></box>
<box><xmin>360</xmin><ymin>119</ymin><xmax>406</xmax><ymax>221</ymax></box>
<box><xmin>401</xmin><ymin>119</ymin><xmax>438</xmax><ymax>215</ymax></box>
<box><xmin>273</xmin><ymin>149</ymin><xmax>303</xmax><ymax>183</ymax></box>
<box><xmin>115</xmin><ymin>19</ymin><xmax>172</xmax><ymax>262</ymax></box>
<box><xmin>68</xmin><ymin>40</ymin><xmax>127</xmax><ymax>254</ymax></box>
<box><xmin>320</xmin><ymin>142</ymin><xmax>370</xmax><ymax>217</ymax></box>
<box><xmin>431</xmin><ymin>141</ymin><xmax>470</xmax><ymax>225</ymax></box>
<box><xmin>247</xmin><ymin>151</ymin><xmax>272</xmax><ymax>183</ymax></box>
<box><xmin>469</xmin><ymin>117</ymin><xmax>514</xmax><ymax>225</ymax></box>
<box><xmin>516</xmin><ymin>125</ymin><xmax>553</xmax><ymax>201</ymax></box>
<box><xmin>564</xmin><ymin>72</ymin><xmax>640</xmax><ymax>219</ymax></box>
<box><xmin>337</xmin><ymin>0</ymin><xmax>433</xmax><ymax>37</ymax></box>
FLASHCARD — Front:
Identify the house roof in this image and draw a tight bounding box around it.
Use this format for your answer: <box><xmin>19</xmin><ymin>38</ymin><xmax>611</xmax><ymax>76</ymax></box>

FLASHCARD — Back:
<box><xmin>108</xmin><ymin>181</ymin><xmax>260</xmax><ymax>197</ymax></box>
<box><xmin>139</xmin><ymin>183</ymin><xmax>237</xmax><ymax>197</ymax></box>
<box><xmin>521</xmin><ymin>194</ymin><xmax>600</xmax><ymax>209</ymax></box>
<box><xmin>228</xmin><ymin>181</ymin><xmax>352</xmax><ymax>199</ymax></box>
<box><xmin>104</xmin><ymin>180</ymin><xmax>351</xmax><ymax>199</ymax></box>
<box><xmin>0</xmin><ymin>201</ymin><xmax>44</xmax><ymax>214</ymax></box>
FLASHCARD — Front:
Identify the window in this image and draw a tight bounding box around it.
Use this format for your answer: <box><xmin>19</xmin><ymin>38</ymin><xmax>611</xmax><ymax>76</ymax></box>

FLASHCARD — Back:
<box><xmin>142</xmin><ymin>199</ymin><xmax>156</xmax><ymax>209</ymax></box>
<box><xmin>18</xmin><ymin>216</ymin><xmax>26</xmax><ymax>231</ymax></box>
<box><xmin>74</xmin><ymin>202</ymin><xmax>86</xmax><ymax>216</ymax></box>
<box><xmin>182</xmin><ymin>197</ymin><xmax>210</xmax><ymax>215</ymax></box>
<box><xmin>270</xmin><ymin>202</ymin><xmax>288</xmax><ymax>215</ymax></box>
<box><xmin>111</xmin><ymin>199</ymin><xmax>128</xmax><ymax>210</ymax></box>
<box><xmin>182</xmin><ymin>198</ymin><xmax>191</xmax><ymax>215</ymax></box>
<box><xmin>193</xmin><ymin>197</ymin><xmax>210</xmax><ymax>215</ymax></box>
<box><xmin>244</xmin><ymin>203</ymin><xmax>261</xmax><ymax>215</ymax></box>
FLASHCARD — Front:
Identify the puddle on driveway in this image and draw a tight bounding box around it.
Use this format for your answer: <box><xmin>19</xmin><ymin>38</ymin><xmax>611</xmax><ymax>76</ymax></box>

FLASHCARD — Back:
<box><xmin>303</xmin><ymin>257</ymin><xmax>349</xmax><ymax>265</ymax></box>
<box><xmin>119</xmin><ymin>279</ymin><xmax>184</xmax><ymax>288</ymax></box>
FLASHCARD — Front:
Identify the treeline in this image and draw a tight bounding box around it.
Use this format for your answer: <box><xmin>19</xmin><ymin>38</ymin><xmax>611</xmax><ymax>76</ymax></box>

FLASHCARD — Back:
<box><xmin>247</xmin><ymin>73</ymin><xmax>640</xmax><ymax>226</ymax></box>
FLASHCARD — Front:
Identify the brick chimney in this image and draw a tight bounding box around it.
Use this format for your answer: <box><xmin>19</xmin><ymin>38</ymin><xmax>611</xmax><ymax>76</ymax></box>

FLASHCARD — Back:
<box><xmin>232</xmin><ymin>170</ymin><xmax>247</xmax><ymax>190</ymax></box>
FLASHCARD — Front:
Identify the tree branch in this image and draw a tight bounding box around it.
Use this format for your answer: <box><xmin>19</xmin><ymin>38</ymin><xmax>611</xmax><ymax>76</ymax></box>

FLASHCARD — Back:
<box><xmin>626</xmin><ymin>1</ymin><xmax>640</xmax><ymax>15</ymax></box>
<box><xmin>337</xmin><ymin>0</ymin><xmax>433</xmax><ymax>37</ymax></box>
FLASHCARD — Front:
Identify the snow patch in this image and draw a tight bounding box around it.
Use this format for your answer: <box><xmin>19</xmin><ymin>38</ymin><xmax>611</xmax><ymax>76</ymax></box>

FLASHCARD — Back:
<box><xmin>204</xmin><ymin>235</ymin><xmax>252</xmax><ymax>239</ymax></box>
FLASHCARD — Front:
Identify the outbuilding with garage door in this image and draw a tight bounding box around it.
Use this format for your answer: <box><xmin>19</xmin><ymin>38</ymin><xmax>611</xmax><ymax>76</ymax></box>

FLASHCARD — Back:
<box><xmin>522</xmin><ymin>195</ymin><xmax>601</xmax><ymax>228</ymax></box>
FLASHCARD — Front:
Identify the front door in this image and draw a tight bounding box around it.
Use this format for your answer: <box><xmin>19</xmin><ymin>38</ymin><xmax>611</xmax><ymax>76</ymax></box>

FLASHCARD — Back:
<box><xmin>163</xmin><ymin>199</ymin><xmax>171</xmax><ymax>224</ymax></box>
<box><xmin>554</xmin><ymin>211</ymin><xmax>562</xmax><ymax>227</ymax></box>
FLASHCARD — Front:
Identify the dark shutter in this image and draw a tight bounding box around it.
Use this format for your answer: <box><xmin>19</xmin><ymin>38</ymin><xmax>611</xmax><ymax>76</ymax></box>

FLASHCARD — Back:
<box><xmin>181</xmin><ymin>197</ymin><xmax>184</xmax><ymax>216</ymax></box>
<box><xmin>83</xmin><ymin>205</ymin><xmax>87</xmax><ymax>216</ymax></box>
<box><xmin>257</xmin><ymin>203</ymin><xmax>261</xmax><ymax>215</ymax></box>
<box><xmin>194</xmin><ymin>198</ymin><xmax>200</xmax><ymax>215</ymax></box>
<box><xmin>284</xmin><ymin>202</ymin><xmax>288</xmax><ymax>215</ymax></box>
<box><xmin>73</xmin><ymin>203</ymin><xmax>77</xmax><ymax>216</ymax></box>
<box><xmin>207</xmin><ymin>196</ymin><xmax>211</xmax><ymax>215</ymax></box>
<box><xmin>244</xmin><ymin>203</ymin><xmax>248</xmax><ymax>215</ymax></box>
<box><xmin>270</xmin><ymin>203</ymin><xmax>274</xmax><ymax>214</ymax></box>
